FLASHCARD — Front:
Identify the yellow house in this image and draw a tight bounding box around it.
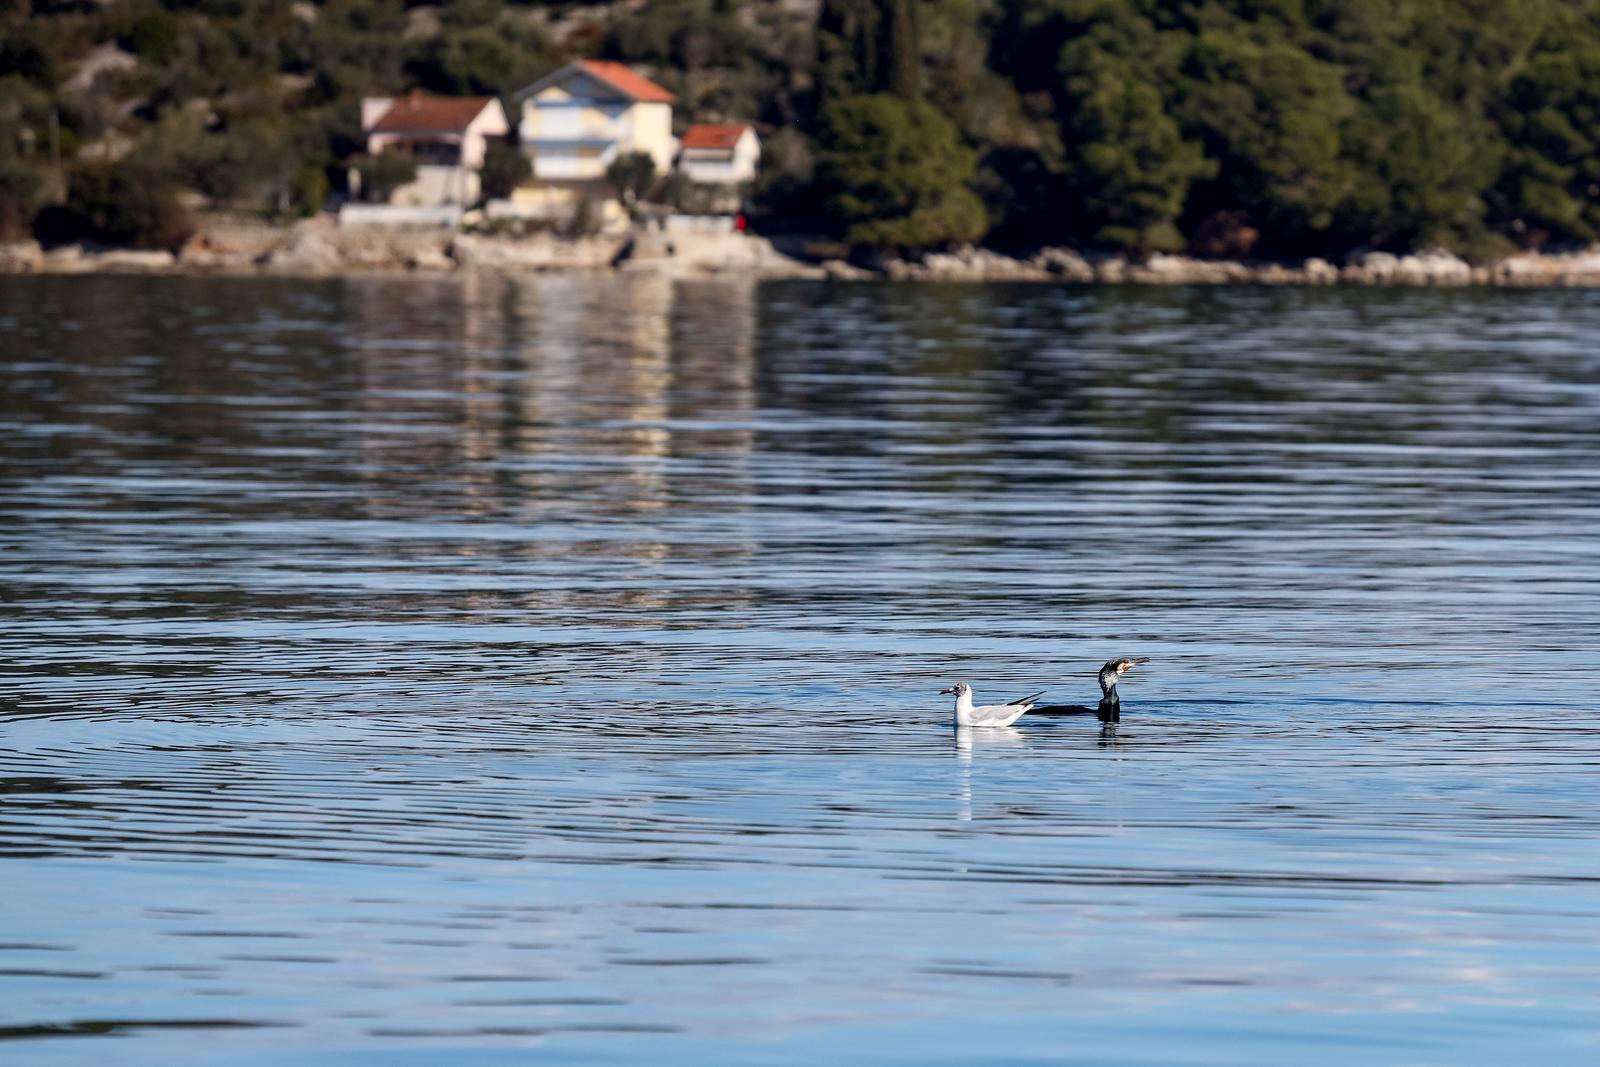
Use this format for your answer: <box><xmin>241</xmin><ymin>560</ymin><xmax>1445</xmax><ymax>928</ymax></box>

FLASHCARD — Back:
<box><xmin>512</xmin><ymin>60</ymin><xmax>677</xmax><ymax>190</ymax></box>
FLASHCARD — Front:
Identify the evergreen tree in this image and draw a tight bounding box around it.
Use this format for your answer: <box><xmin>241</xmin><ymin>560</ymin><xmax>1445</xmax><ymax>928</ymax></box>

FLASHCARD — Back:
<box><xmin>880</xmin><ymin>0</ymin><xmax>919</xmax><ymax>100</ymax></box>
<box><xmin>1067</xmin><ymin>71</ymin><xmax>1214</xmax><ymax>252</ymax></box>
<box><xmin>1335</xmin><ymin>82</ymin><xmax>1495</xmax><ymax>251</ymax></box>
<box><xmin>10</xmin><ymin>0</ymin><xmax>1600</xmax><ymax>255</ymax></box>
<box><xmin>1174</xmin><ymin>31</ymin><xmax>1353</xmax><ymax>250</ymax></box>
<box><xmin>1052</xmin><ymin>6</ymin><xmax>1213</xmax><ymax>252</ymax></box>
<box><xmin>817</xmin><ymin>93</ymin><xmax>987</xmax><ymax>248</ymax></box>
<box><xmin>817</xmin><ymin>0</ymin><xmax>883</xmax><ymax>107</ymax></box>
<box><xmin>1496</xmin><ymin>42</ymin><xmax>1600</xmax><ymax>243</ymax></box>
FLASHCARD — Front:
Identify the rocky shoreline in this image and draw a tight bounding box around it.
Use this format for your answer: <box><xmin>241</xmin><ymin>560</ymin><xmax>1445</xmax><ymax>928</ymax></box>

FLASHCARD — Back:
<box><xmin>854</xmin><ymin>244</ymin><xmax>1600</xmax><ymax>287</ymax></box>
<box><xmin>4</xmin><ymin>217</ymin><xmax>1600</xmax><ymax>287</ymax></box>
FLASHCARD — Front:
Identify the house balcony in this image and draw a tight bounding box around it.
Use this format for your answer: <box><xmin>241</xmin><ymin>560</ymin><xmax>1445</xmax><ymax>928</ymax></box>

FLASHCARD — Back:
<box><xmin>525</xmin><ymin>139</ymin><xmax>619</xmax><ymax>182</ymax></box>
<box><xmin>370</xmin><ymin>136</ymin><xmax>463</xmax><ymax>167</ymax></box>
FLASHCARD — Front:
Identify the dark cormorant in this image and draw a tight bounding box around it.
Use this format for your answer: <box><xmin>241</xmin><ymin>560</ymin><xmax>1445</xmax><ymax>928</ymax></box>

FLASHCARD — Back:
<box><xmin>1031</xmin><ymin>656</ymin><xmax>1149</xmax><ymax>722</ymax></box>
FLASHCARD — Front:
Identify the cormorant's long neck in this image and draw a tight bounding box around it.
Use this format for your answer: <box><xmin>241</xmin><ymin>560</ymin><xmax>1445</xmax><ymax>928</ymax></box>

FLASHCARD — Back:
<box><xmin>1096</xmin><ymin>673</ymin><xmax>1120</xmax><ymax>722</ymax></box>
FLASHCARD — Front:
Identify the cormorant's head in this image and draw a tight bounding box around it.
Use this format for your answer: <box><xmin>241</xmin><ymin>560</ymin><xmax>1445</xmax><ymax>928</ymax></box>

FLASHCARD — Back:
<box><xmin>939</xmin><ymin>683</ymin><xmax>971</xmax><ymax>697</ymax></box>
<box><xmin>1098</xmin><ymin>656</ymin><xmax>1149</xmax><ymax>695</ymax></box>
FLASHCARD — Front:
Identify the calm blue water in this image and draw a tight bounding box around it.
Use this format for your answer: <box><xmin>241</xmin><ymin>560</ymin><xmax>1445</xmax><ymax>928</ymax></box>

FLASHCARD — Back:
<box><xmin>3</xmin><ymin>274</ymin><xmax>1599</xmax><ymax>1064</ymax></box>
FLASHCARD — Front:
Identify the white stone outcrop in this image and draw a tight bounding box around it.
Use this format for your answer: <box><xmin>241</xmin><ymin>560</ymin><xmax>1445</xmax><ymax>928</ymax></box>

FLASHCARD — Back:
<box><xmin>7</xmin><ymin>217</ymin><xmax>1600</xmax><ymax>287</ymax></box>
<box><xmin>0</xmin><ymin>241</ymin><xmax>44</xmax><ymax>273</ymax></box>
<box><xmin>1343</xmin><ymin>249</ymin><xmax>1473</xmax><ymax>284</ymax></box>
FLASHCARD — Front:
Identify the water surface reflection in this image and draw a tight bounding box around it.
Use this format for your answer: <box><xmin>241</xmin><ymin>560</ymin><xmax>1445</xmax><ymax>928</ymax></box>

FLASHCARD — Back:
<box><xmin>3</xmin><ymin>276</ymin><xmax>1599</xmax><ymax>1065</ymax></box>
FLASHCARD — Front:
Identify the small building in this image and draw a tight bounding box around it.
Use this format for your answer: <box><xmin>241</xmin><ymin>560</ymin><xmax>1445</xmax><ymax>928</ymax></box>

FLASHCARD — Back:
<box><xmin>512</xmin><ymin>60</ymin><xmax>677</xmax><ymax>195</ymax></box>
<box><xmin>357</xmin><ymin>92</ymin><xmax>510</xmax><ymax>206</ymax></box>
<box><xmin>676</xmin><ymin>124</ymin><xmax>760</xmax><ymax>185</ymax></box>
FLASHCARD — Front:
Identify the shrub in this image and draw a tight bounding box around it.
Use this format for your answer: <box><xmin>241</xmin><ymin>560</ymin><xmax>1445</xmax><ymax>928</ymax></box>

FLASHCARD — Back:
<box><xmin>605</xmin><ymin>150</ymin><xmax>656</xmax><ymax>206</ymax></box>
<box><xmin>355</xmin><ymin>153</ymin><xmax>417</xmax><ymax>202</ymax></box>
<box><xmin>289</xmin><ymin>164</ymin><xmax>330</xmax><ymax>217</ymax></box>
<box><xmin>60</xmin><ymin>162</ymin><xmax>194</xmax><ymax>250</ymax></box>
<box><xmin>0</xmin><ymin>157</ymin><xmax>42</xmax><ymax>242</ymax></box>
<box><xmin>479</xmin><ymin>142</ymin><xmax>530</xmax><ymax>200</ymax></box>
<box><xmin>125</xmin><ymin>12</ymin><xmax>181</xmax><ymax>65</ymax></box>
<box><xmin>817</xmin><ymin>94</ymin><xmax>987</xmax><ymax>249</ymax></box>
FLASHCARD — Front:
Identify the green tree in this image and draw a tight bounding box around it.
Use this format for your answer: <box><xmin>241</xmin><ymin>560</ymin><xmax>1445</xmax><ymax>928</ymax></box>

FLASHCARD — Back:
<box><xmin>289</xmin><ymin>165</ymin><xmax>329</xmax><ymax>217</ymax></box>
<box><xmin>356</xmin><ymin>153</ymin><xmax>417</xmax><ymax>203</ymax></box>
<box><xmin>125</xmin><ymin>11</ymin><xmax>181</xmax><ymax>65</ymax></box>
<box><xmin>202</xmin><ymin>120</ymin><xmax>299</xmax><ymax>207</ymax></box>
<box><xmin>1336</xmin><ymin>82</ymin><xmax>1495</xmax><ymax>251</ymax></box>
<box><xmin>817</xmin><ymin>93</ymin><xmax>987</xmax><ymax>248</ymax></box>
<box><xmin>407</xmin><ymin>30</ymin><xmax>529</xmax><ymax>96</ymax></box>
<box><xmin>0</xmin><ymin>157</ymin><xmax>42</xmax><ymax>242</ymax></box>
<box><xmin>817</xmin><ymin>0</ymin><xmax>884</xmax><ymax>106</ymax></box>
<box><xmin>818</xmin><ymin>0</ymin><xmax>923</xmax><ymax>106</ymax></box>
<box><xmin>1496</xmin><ymin>42</ymin><xmax>1600</xmax><ymax>243</ymax></box>
<box><xmin>1064</xmin><ymin>70</ymin><xmax>1214</xmax><ymax>253</ymax></box>
<box><xmin>606</xmin><ymin>150</ymin><xmax>657</xmax><ymax>206</ymax></box>
<box><xmin>879</xmin><ymin>0</ymin><xmax>918</xmax><ymax>101</ymax></box>
<box><xmin>0</xmin><ymin>25</ymin><xmax>61</xmax><ymax>89</ymax></box>
<box><xmin>1174</xmin><ymin>31</ymin><xmax>1353</xmax><ymax>248</ymax></box>
<box><xmin>62</xmin><ymin>162</ymin><xmax>194</xmax><ymax>250</ymax></box>
<box><xmin>480</xmin><ymin>142</ymin><xmax>531</xmax><ymax>201</ymax></box>
<box><xmin>1023</xmin><ymin>1</ymin><xmax>1213</xmax><ymax>252</ymax></box>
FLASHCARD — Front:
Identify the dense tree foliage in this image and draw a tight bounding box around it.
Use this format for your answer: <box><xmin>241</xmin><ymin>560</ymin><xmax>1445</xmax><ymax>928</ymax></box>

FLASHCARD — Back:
<box><xmin>0</xmin><ymin>157</ymin><xmax>43</xmax><ymax>241</ymax></box>
<box><xmin>355</xmin><ymin>153</ymin><xmax>417</xmax><ymax>202</ymax></box>
<box><xmin>605</xmin><ymin>150</ymin><xmax>657</xmax><ymax>206</ymax></box>
<box><xmin>480</xmin><ymin>141</ymin><xmax>532</xmax><ymax>200</ymax></box>
<box><xmin>818</xmin><ymin>93</ymin><xmax>987</xmax><ymax>246</ymax></box>
<box><xmin>54</xmin><ymin>161</ymin><xmax>194</xmax><ymax>250</ymax></box>
<box><xmin>5</xmin><ymin>0</ymin><xmax>1600</xmax><ymax>256</ymax></box>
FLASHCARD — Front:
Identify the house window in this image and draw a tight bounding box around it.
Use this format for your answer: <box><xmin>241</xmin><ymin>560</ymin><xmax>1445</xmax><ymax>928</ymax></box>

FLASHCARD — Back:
<box><xmin>541</xmin><ymin>107</ymin><xmax>581</xmax><ymax>138</ymax></box>
<box><xmin>411</xmin><ymin>141</ymin><xmax>460</xmax><ymax>165</ymax></box>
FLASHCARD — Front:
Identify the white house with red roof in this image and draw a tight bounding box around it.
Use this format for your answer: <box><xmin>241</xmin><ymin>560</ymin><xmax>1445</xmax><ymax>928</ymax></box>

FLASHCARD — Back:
<box><xmin>356</xmin><ymin>92</ymin><xmax>509</xmax><ymax>206</ymax></box>
<box><xmin>677</xmin><ymin>123</ymin><xmax>761</xmax><ymax>185</ymax></box>
<box><xmin>513</xmin><ymin>60</ymin><xmax>679</xmax><ymax>183</ymax></box>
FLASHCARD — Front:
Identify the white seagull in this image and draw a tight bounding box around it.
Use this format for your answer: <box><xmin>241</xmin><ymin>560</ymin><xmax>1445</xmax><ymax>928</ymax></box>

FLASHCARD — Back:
<box><xmin>941</xmin><ymin>683</ymin><xmax>1046</xmax><ymax>728</ymax></box>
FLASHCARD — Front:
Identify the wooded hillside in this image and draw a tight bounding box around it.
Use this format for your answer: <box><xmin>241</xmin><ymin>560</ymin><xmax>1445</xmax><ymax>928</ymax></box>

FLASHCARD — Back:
<box><xmin>4</xmin><ymin>0</ymin><xmax>1600</xmax><ymax>258</ymax></box>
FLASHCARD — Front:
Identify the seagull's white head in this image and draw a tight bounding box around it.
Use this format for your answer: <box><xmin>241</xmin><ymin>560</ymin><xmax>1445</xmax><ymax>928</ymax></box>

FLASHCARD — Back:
<box><xmin>939</xmin><ymin>683</ymin><xmax>971</xmax><ymax>697</ymax></box>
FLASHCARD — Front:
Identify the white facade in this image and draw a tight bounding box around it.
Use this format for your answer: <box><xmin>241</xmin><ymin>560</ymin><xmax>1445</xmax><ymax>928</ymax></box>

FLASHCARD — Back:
<box><xmin>355</xmin><ymin>95</ymin><xmax>508</xmax><ymax>208</ymax></box>
<box><xmin>361</xmin><ymin>96</ymin><xmax>509</xmax><ymax>170</ymax></box>
<box><xmin>513</xmin><ymin>63</ymin><xmax>678</xmax><ymax>184</ymax></box>
<box><xmin>388</xmin><ymin>165</ymin><xmax>481</xmax><ymax>208</ymax></box>
<box><xmin>677</xmin><ymin>127</ymin><xmax>761</xmax><ymax>185</ymax></box>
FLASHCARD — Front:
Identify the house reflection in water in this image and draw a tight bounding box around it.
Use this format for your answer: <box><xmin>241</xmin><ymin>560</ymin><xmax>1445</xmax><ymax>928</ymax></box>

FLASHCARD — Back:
<box><xmin>347</xmin><ymin>273</ymin><xmax>760</xmax><ymax>616</ymax></box>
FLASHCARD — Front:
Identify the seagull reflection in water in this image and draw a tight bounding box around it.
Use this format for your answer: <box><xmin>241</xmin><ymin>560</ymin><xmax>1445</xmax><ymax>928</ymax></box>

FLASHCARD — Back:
<box><xmin>953</xmin><ymin>725</ymin><xmax>1027</xmax><ymax>822</ymax></box>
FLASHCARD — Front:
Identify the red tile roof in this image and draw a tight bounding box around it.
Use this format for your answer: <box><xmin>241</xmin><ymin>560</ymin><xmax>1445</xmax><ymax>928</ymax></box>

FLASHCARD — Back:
<box><xmin>680</xmin><ymin>123</ymin><xmax>751</xmax><ymax>151</ymax></box>
<box><xmin>369</xmin><ymin>93</ymin><xmax>496</xmax><ymax>133</ymax></box>
<box><xmin>579</xmin><ymin>60</ymin><xmax>676</xmax><ymax>104</ymax></box>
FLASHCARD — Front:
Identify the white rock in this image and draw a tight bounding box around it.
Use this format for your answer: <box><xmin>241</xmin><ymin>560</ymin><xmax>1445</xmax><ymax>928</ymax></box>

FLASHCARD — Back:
<box><xmin>406</xmin><ymin>246</ymin><xmax>455</xmax><ymax>271</ymax></box>
<box><xmin>1032</xmin><ymin>247</ymin><xmax>1094</xmax><ymax>281</ymax></box>
<box><xmin>821</xmin><ymin>259</ymin><xmax>871</xmax><ymax>281</ymax></box>
<box><xmin>1142</xmin><ymin>253</ymin><xmax>1192</xmax><ymax>276</ymax></box>
<box><xmin>261</xmin><ymin>231</ymin><xmax>342</xmax><ymax>273</ymax></box>
<box><xmin>1302</xmin><ymin>257</ymin><xmax>1338</xmax><ymax>282</ymax></box>
<box><xmin>0</xmin><ymin>240</ymin><xmax>44</xmax><ymax>272</ymax></box>
<box><xmin>1396</xmin><ymin>250</ymin><xmax>1471</xmax><ymax>283</ymax></box>
<box><xmin>91</xmin><ymin>249</ymin><xmax>176</xmax><ymax>271</ymax></box>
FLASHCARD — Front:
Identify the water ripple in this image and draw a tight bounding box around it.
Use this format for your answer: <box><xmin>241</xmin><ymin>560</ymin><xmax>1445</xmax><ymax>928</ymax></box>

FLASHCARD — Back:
<box><xmin>3</xmin><ymin>277</ymin><xmax>1599</xmax><ymax>1065</ymax></box>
